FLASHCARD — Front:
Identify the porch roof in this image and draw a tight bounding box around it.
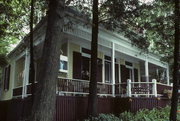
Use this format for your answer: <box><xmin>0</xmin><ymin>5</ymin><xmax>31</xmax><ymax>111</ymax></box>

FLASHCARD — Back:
<box><xmin>63</xmin><ymin>26</ymin><xmax>168</xmax><ymax>69</ymax></box>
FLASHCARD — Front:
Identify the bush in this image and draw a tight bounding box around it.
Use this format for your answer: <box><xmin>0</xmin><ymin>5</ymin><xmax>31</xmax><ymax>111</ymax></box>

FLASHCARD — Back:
<box><xmin>84</xmin><ymin>106</ymin><xmax>180</xmax><ymax>121</ymax></box>
<box><xmin>84</xmin><ymin>114</ymin><xmax>119</xmax><ymax>121</ymax></box>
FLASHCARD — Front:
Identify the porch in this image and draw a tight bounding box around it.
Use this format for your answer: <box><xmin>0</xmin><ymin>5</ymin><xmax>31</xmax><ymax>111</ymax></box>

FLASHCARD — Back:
<box><xmin>57</xmin><ymin>77</ymin><xmax>172</xmax><ymax>98</ymax></box>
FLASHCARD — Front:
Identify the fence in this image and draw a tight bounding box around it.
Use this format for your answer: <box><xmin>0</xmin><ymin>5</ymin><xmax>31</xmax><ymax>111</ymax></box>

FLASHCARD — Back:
<box><xmin>0</xmin><ymin>96</ymin><xmax>170</xmax><ymax>121</ymax></box>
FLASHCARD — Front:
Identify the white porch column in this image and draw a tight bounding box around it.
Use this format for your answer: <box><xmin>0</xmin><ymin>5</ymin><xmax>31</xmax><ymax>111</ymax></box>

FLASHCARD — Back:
<box><xmin>145</xmin><ymin>56</ymin><xmax>149</xmax><ymax>82</ymax></box>
<box><xmin>22</xmin><ymin>49</ymin><xmax>30</xmax><ymax>99</ymax></box>
<box><xmin>152</xmin><ymin>79</ymin><xmax>157</xmax><ymax>97</ymax></box>
<box><xmin>111</xmin><ymin>42</ymin><xmax>115</xmax><ymax>97</ymax></box>
<box><xmin>127</xmin><ymin>79</ymin><xmax>132</xmax><ymax>97</ymax></box>
<box><xmin>166</xmin><ymin>64</ymin><xmax>170</xmax><ymax>85</ymax></box>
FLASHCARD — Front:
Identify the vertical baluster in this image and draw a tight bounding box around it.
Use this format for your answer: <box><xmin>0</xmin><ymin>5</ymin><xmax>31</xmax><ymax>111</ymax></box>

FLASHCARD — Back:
<box><xmin>74</xmin><ymin>79</ymin><xmax>76</xmax><ymax>93</ymax></box>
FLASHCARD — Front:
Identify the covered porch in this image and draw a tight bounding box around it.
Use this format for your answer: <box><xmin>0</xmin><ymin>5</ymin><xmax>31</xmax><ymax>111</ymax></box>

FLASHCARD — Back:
<box><xmin>11</xmin><ymin>23</ymin><xmax>172</xmax><ymax>99</ymax></box>
<box><xmin>56</xmin><ymin>33</ymin><xmax>172</xmax><ymax>98</ymax></box>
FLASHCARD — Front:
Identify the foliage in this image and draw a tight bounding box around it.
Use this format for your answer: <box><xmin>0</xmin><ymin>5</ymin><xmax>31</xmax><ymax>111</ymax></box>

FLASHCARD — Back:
<box><xmin>99</xmin><ymin>0</ymin><xmax>176</xmax><ymax>61</ymax></box>
<box><xmin>84</xmin><ymin>114</ymin><xmax>120</xmax><ymax>121</ymax></box>
<box><xmin>99</xmin><ymin>0</ymin><xmax>150</xmax><ymax>52</ymax></box>
<box><xmin>131</xmin><ymin>0</ymin><xmax>175</xmax><ymax>61</ymax></box>
<box><xmin>0</xmin><ymin>0</ymin><xmax>47</xmax><ymax>55</ymax></box>
<box><xmin>71</xmin><ymin>0</ymin><xmax>151</xmax><ymax>52</ymax></box>
<box><xmin>84</xmin><ymin>106</ymin><xmax>180</xmax><ymax>121</ymax></box>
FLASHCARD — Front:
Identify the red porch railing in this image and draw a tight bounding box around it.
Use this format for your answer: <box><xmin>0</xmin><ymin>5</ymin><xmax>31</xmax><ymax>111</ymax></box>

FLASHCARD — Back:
<box><xmin>12</xmin><ymin>78</ymin><xmax>172</xmax><ymax>99</ymax></box>
<box><xmin>57</xmin><ymin>78</ymin><xmax>112</xmax><ymax>96</ymax></box>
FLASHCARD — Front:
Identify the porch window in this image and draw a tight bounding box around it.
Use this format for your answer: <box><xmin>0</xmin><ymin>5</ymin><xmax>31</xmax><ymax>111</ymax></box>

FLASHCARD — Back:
<box><xmin>14</xmin><ymin>56</ymin><xmax>25</xmax><ymax>87</ymax></box>
<box><xmin>97</xmin><ymin>59</ymin><xmax>102</xmax><ymax>82</ymax></box>
<box><xmin>60</xmin><ymin>60</ymin><xmax>67</xmax><ymax>70</ymax></box>
<box><xmin>115</xmin><ymin>64</ymin><xmax>119</xmax><ymax>83</ymax></box>
<box><xmin>82</xmin><ymin>56</ymin><xmax>90</xmax><ymax>80</ymax></box>
<box><xmin>59</xmin><ymin>55</ymin><xmax>68</xmax><ymax>73</ymax></box>
<box><xmin>73</xmin><ymin>52</ymin><xmax>82</xmax><ymax>79</ymax></box>
<box><xmin>134</xmin><ymin>68</ymin><xmax>138</xmax><ymax>82</ymax></box>
<box><xmin>2</xmin><ymin>65</ymin><xmax>11</xmax><ymax>91</ymax></box>
<box><xmin>105</xmin><ymin>61</ymin><xmax>112</xmax><ymax>83</ymax></box>
<box><xmin>125</xmin><ymin>61</ymin><xmax>134</xmax><ymax>81</ymax></box>
<box><xmin>73</xmin><ymin>50</ymin><xmax>103</xmax><ymax>81</ymax></box>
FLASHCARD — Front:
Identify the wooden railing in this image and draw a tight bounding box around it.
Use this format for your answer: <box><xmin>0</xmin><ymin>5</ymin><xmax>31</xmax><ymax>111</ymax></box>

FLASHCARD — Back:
<box><xmin>13</xmin><ymin>83</ymin><xmax>36</xmax><ymax>98</ymax></box>
<box><xmin>12</xmin><ymin>78</ymin><xmax>172</xmax><ymax>98</ymax></box>
<box><xmin>115</xmin><ymin>83</ymin><xmax>127</xmax><ymax>97</ymax></box>
<box><xmin>157</xmin><ymin>83</ymin><xmax>172</xmax><ymax>94</ymax></box>
<box><xmin>57</xmin><ymin>78</ymin><xmax>112</xmax><ymax>96</ymax></box>
<box><xmin>123</xmin><ymin>79</ymin><xmax>172</xmax><ymax>97</ymax></box>
<box><xmin>126</xmin><ymin>79</ymin><xmax>157</xmax><ymax>97</ymax></box>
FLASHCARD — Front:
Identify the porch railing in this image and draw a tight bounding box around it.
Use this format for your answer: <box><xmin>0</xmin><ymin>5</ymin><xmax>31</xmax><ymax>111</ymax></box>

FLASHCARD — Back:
<box><xmin>57</xmin><ymin>78</ymin><xmax>112</xmax><ymax>96</ymax></box>
<box><xmin>57</xmin><ymin>78</ymin><xmax>172</xmax><ymax>97</ymax></box>
<box><xmin>115</xmin><ymin>83</ymin><xmax>127</xmax><ymax>97</ymax></box>
<box><xmin>13</xmin><ymin>78</ymin><xmax>172</xmax><ymax>98</ymax></box>
<box><xmin>125</xmin><ymin>79</ymin><xmax>157</xmax><ymax>97</ymax></box>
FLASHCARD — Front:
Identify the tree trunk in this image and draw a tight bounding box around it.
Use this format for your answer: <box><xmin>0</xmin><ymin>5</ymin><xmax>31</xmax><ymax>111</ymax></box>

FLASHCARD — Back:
<box><xmin>30</xmin><ymin>0</ymin><xmax>65</xmax><ymax>121</ymax></box>
<box><xmin>88</xmin><ymin>0</ymin><xmax>99</xmax><ymax>117</ymax></box>
<box><xmin>170</xmin><ymin>0</ymin><xmax>180</xmax><ymax>121</ymax></box>
<box><xmin>29</xmin><ymin>0</ymin><xmax>35</xmax><ymax>103</ymax></box>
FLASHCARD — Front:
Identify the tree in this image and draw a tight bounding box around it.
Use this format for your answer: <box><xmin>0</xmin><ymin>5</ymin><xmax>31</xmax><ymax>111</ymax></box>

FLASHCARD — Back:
<box><xmin>0</xmin><ymin>1</ymin><xmax>18</xmax><ymax>54</ymax></box>
<box><xmin>170</xmin><ymin>0</ymin><xmax>180</xmax><ymax>120</ymax></box>
<box><xmin>0</xmin><ymin>0</ymin><xmax>46</xmax><ymax>55</ymax></box>
<box><xmin>29</xmin><ymin>0</ymin><xmax>36</xmax><ymax>103</ymax></box>
<box><xmin>129</xmin><ymin>0</ymin><xmax>174</xmax><ymax>58</ymax></box>
<box><xmin>30</xmin><ymin>0</ymin><xmax>65</xmax><ymax>121</ymax></box>
<box><xmin>88</xmin><ymin>0</ymin><xmax>99</xmax><ymax>117</ymax></box>
<box><xmin>86</xmin><ymin>0</ymin><xmax>144</xmax><ymax>116</ymax></box>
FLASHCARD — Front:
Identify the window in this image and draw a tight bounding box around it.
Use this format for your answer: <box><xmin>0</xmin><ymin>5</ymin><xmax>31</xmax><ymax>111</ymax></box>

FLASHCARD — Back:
<box><xmin>59</xmin><ymin>55</ymin><xmax>68</xmax><ymax>73</ymax></box>
<box><xmin>105</xmin><ymin>61</ymin><xmax>112</xmax><ymax>83</ymax></box>
<box><xmin>15</xmin><ymin>57</ymin><xmax>25</xmax><ymax>87</ymax></box>
<box><xmin>82</xmin><ymin>56</ymin><xmax>90</xmax><ymax>80</ymax></box>
<box><xmin>60</xmin><ymin>60</ymin><xmax>67</xmax><ymax>70</ymax></box>
<box><xmin>2</xmin><ymin>65</ymin><xmax>11</xmax><ymax>91</ymax></box>
<box><xmin>81</xmin><ymin>48</ymin><xmax>91</xmax><ymax>80</ymax></box>
<box><xmin>115</xmin><ymin>64</ymin><xmax>119</xmax><ymax>83</ymax></box>
<box><xmin>125</xmin><ymin>61</ymin><xmax>134</xmax><ymax>81</ymax></box>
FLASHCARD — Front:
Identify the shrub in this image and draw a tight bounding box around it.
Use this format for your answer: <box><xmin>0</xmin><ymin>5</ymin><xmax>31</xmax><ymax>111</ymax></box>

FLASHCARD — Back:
<box><xmin>84</xmin><ymin>114</ymin><xmax>119</xmax><ymax>121</ymax></box>
<box><xmin>84</xmin><ymin>106</ymin><xmax>180</xmax><ymax>121</ymax></box>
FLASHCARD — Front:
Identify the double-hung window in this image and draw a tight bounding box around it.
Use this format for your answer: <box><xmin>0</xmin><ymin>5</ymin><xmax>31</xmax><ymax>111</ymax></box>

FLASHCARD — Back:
<box><xmin>105</xmin><ymin>56</ymin><xmax>112</xmax><ymax>83</ymax></box>
<box><xmin>59</xmin><ymin>55</ymin><xmax>68</xmax><ymax>73</ymax></box>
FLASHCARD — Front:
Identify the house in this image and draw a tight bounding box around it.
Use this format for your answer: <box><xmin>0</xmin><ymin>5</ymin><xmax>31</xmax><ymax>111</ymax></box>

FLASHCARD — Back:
<box><xmin>0</xmin><ymin>7</ymin><xmax>172</xmax><ymax>121</ymax></box>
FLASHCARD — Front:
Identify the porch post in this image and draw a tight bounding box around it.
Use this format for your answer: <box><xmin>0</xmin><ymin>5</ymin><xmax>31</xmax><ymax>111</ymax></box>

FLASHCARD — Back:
<box><xmin>145</xmin><ymin>56</ymin><xmax>149</xmax><ymax>82</ymax></box>
<box><xmin>127</xmin><ymin>79</ymin><xmax>132</xmax><ymax>97</ymax></box>
<box><xmin>22</xmin><ymin>49</ymin><xmax>30</xmax><ymax>99</ymax></box>
<box><xmin>152</xmin><ymin>79</ymin><xmax>157</xmax><ymax>97</ymax></box>
<box><xmin>166</xmin><ymin>64</ymin><xmax>170</xmax><ymax>85</ymax></box>
<box><xmin>111</xmin><ymin>42</ymin><xmax>115</xmax><ymax>97</ymax></box>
